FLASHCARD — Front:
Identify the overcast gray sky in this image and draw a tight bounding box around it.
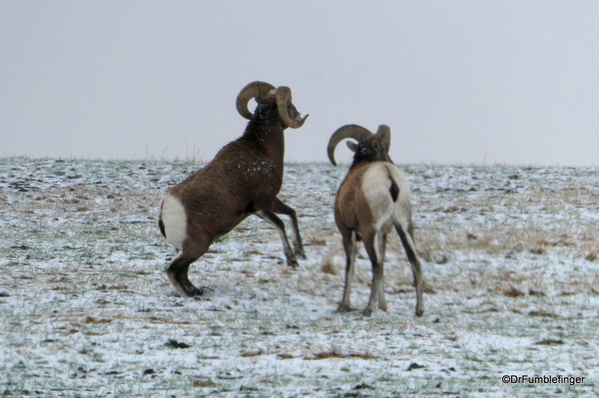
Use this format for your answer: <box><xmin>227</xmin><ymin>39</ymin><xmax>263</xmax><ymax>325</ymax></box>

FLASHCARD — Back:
<box><xmin>2</xmin><ymin>1</ymin><xmax>598</xmax><ymax>165</ymax></box>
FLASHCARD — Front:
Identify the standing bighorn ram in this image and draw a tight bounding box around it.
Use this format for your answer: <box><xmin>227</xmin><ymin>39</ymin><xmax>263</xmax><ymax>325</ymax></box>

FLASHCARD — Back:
<box><xmin>159</xmin><ymin>81</ymin><xmax>308</xmax><ymax>298</ymax></box>
<box><xmin>328</xmin><ymin>124</ymin><xmax>424</xmax><ymax>316</ymax></box>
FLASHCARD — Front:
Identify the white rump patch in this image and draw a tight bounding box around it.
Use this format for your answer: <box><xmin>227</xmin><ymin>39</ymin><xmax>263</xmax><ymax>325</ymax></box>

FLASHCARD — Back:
<box><xmin>160</xmin><ymin>193</ymin><xmax>187</xmax><ymax>251</ymax></box>
<box><xmin>361</xmin><ymin>163</ymin><xmax>395</xmax><ymax>225</ymax></box>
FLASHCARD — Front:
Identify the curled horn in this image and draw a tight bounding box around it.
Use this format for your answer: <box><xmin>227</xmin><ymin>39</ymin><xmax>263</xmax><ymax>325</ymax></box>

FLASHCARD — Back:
<box><xmin>236</xmin><ymin>81</ymin><xmax>276</xmax><ymax>120</ymax></box>
<box><xmin>275</xmin><ymin>86</ymin><xmax>309</xmax><ymax>129</ymax></box>
<box><xmin>376</xmin><ymin>124</ymin><xmax>391</xmax><ymax>150</ymax></box>
<box><xmin>327</xmin><ymin>124</ymin><xmax>373</xmax><ymax>166</ymax></box>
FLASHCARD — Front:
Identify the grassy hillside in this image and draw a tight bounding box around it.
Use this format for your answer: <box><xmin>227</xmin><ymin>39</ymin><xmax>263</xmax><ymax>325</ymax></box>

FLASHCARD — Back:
<box><xmin>1</xmin><ymin>158</ymin><xmax>598</xmax><ymax>397</ymax></box>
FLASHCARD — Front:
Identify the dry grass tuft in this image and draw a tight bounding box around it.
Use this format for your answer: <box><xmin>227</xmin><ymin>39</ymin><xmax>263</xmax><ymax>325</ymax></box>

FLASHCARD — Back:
<box><xmin>305</xmin><ymin>350</ymin><xmax>375</xmax><ymax>360</ymax></box>
<box><xmin>422</xmin><ymin>281</ymin><xmax>437</xmax><ymax>294</ymax></box>
<box><xmin>277</xmin><ymin>352</ymin><xmax>301</xmax><ymax>360</ymax></box>
<box><xmin>528</xmin><ymin>288</ymin><xmax>546</xmax><ymax>297</ymax></box>
<box><xmin>193</xmin><ymin>377</ymin><xmax>216</xmax><ymax>387</ymax></box>
<box><xmin>534</xmin><ymin>339</ymin><xmax>565</xmax><ymax>346</ymax></box>
<box><xmin>240</xmin><ymin>349</ymin><xmax>265</xmax><ymax>357</ymax></box>
<box><xmin>84</xmin><ymin>316</ymin><xmax>113</xmax><ymax>324</ymax></box>
<box><xmin>528</xmin><ymin>310</ymin><xmax>560</xmax><ymax>318</ymax></box>
<box><xmin>321</xmin><ymin>257</ymin><xmax>337</xmax><ymax>275</ymax></box>
<box><xmin>504</xmin><ymin>287</ymin><xmax>525</xmax><ymax>298</ymax></box>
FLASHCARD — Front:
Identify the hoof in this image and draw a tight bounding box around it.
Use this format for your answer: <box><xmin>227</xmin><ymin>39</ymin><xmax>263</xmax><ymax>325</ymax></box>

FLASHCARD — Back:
<box><xmin>337</xmin><ymin>304</ymin><xmax>353</xmax><ymax>313</ymax></box>
<box><xmin>287</xmin><ymin>258</ymin><xmax>299</xmax><ymax>268</ymax></box>
<box><xmin>362</xmin><ymin>308</ymin><xmax>374</xmax><ymax>317</ymax></box>
<box><xmin>188</xmin><ymin>287</ymin><xmax>204</xmax><ymax>297</ymax></box>
<box><xmin>415</xmin><ymin>308</ymin><xmax>424</xmax><ymax>317</ymax></box>
<box><xmin>295</xmin><ymin>250</ymin><xmax>306</xmax><ymax>260</ymax></box>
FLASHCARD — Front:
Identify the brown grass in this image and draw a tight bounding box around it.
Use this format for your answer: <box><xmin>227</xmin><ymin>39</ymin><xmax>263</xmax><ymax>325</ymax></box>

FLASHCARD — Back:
<box><xmin>321</xmin><ymin>257</ymin><xmax>337</xmax><ymax>275</ymax></box>
<box><xmin>412</xmin><ymin>185</ymin><xmax>599</xmax><ymax>261</ymax></box>
<box><xmin>305</xmin><ymin>350</ymin><xmax>375</xmax><ymax>360</ymax></box>
<box><xmin>240</xmin><ymin>349</ymin><xmax>266</xmax><ymax>357</ymax></box>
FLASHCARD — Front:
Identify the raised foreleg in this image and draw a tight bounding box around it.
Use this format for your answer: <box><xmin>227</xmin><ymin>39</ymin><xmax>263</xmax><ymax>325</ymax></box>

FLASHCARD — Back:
<box><xmin>255</xmin><ymin>210</ymin><xmax>299</xmax><ymax>267</ymax></box>
<box><xmin>271</xmin><ymin>198</ymin><xmax>305</xmax><ymax>259</ymax></box>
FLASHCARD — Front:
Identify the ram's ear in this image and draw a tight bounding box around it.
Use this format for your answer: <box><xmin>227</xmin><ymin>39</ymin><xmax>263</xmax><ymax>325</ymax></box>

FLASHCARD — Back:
<box><xmin>346</xmin><ymin>141</ymin><xmax>358</xmax><ymax>153</ymax></box>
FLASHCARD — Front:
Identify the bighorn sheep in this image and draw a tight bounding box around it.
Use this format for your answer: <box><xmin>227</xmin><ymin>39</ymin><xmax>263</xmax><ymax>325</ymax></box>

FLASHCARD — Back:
<box><xmin>327</xmin><ymin>124</ymin><xmax>424</xmax><ymax>317</ymax></box>
<box><xmin>158</xmin><ymin>81</ymin><xmax>308</xmax><ymax>298</ymax></box>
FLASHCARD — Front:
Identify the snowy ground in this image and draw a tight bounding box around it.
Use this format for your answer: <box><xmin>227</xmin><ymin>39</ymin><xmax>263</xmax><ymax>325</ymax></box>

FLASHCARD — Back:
<box><xmin>1</xmin><ymin>157</ymin><xmax>599</xmax><ymax>397</ymax></box>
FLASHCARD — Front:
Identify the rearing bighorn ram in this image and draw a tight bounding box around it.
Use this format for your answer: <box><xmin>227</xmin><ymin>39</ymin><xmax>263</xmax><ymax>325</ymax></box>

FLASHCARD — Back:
<box><xmin>328</xmin><ymin>124</ymin><xmax>424</xmax><ymax>316</ymax></box>
<box><xmin>158</xmin><ymin>81</ymin><xmax>308</xmax><ymax>298</ymax></box>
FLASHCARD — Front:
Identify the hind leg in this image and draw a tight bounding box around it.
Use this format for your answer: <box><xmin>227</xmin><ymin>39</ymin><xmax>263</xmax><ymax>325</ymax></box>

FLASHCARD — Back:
<box><xmin>166</xmin><ymin>237</ymin><xmax>211</xmax><ymax>298</ymax></box>
<box><xmin>395</xmin><ymin>221</ymin><xmax>424</xmax><ymax>317</ymax></box>
<box><xmin>363</xmin><ymin>231</ymin><xmax>385</xmax><ymax>317</ymax></box>
<box><xmin>167</xmin><ymin>254</ymin><xmax>202</xmax><ymax>297</ymax></box>
<box><xmin>338</xmin><ymin>230</ymin><xmax>357</xmax><ymax>313</ymax></box>
<box><xmin>377</xmin><ymin>233</ymin><xmax>388</xmax><ymax>312</ymax></box>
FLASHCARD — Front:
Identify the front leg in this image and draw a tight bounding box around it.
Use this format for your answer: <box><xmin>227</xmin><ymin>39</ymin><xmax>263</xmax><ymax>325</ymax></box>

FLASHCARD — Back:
<box><xmin>255</xmin><ymin>210</ymin><xmax>298</xmax><ymax>267</ymax></box>
<box><xmin>271</xmin><ymin>198</ymin><xmax>305</xmax><ymax>259</ymax></box>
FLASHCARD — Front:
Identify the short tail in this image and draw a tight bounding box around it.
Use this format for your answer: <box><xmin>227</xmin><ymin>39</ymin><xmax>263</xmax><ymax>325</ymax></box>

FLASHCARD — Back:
<box><xmin>158</xmin><ymin>201</ymin><xmax>166</xmax><ymax>238</ymax></box>
<box><xmin>158</xmin><ymin>216</ymin><xmax>166</xmax><ymax>238</ymax></box>
<box><xmin>387</xmin><ymin>166</ymin><xmax>399</xmax><ymax>202</ymax></box>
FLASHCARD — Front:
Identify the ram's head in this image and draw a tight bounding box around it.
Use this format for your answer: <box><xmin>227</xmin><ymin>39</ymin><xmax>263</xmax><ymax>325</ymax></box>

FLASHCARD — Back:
<box><xmin>327</xmin><ymin>124</ymin><xmax>392</xmax><ymax>166</ymax></box>
<box><xmin>236</xmin><ymin>81</ymin><xmax>308</xmax><ymax>129</ymax></box>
